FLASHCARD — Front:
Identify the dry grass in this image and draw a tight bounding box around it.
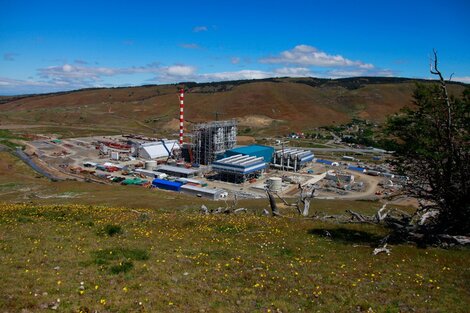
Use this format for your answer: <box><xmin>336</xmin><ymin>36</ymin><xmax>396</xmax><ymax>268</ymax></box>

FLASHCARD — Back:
<box><xmin>1</xmin><ymin>149</ymin><xmax>469</xmax><ymax>312</ymax></box>
<box><xmin>1</xmin><ymin>79</ymin><xmax>466</xmax><ymax>137</ymax></box>
<box><xmin>0</xmin><ymin>203</ymin><xmax>469</xmax><ymax>313</ymax></box>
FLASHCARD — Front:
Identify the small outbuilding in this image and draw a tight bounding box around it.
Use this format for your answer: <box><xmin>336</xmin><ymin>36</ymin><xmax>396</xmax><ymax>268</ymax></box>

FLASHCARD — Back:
<box><xmin>180</xmin><ymin>185</ymin><xmax>226</xmax><ymax>200</ymax></box>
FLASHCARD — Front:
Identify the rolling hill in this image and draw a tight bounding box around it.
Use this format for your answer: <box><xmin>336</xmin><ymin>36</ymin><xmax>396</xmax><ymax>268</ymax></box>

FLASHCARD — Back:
<box><xmin>0</xmin><ymin>77</ymin><xmax>467</xmax><ymax>137</ymax></box>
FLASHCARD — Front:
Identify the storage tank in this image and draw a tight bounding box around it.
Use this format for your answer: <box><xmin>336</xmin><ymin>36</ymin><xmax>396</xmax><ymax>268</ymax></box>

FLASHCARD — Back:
<box><xmin>145</xmin><ymin>160</ymin><xmax>157</xmax><ymax>170</ymax></box>
<box><xmin>267</xmin><ymin>177</ymin><xmax>282</xmax><ymax>192</ymax></box>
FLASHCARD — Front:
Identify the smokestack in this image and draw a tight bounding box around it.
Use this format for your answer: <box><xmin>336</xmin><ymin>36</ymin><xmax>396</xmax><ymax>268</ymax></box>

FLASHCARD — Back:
<box><xmin>179</xmin><ymin>88</ymin><xmax>184</xmax><ymax>145</ymax></box>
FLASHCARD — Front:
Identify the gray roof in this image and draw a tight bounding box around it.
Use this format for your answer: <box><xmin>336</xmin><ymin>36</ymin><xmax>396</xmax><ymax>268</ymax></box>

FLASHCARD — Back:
<box><xmin>180</xmin><ymin>184</ymin><xmax>224</xmax><ymax>195</ymax></box>
<box><xmin>157</xmin><ymin>165</ymin><xmax>199</xmax><ymax>175</ymax></box>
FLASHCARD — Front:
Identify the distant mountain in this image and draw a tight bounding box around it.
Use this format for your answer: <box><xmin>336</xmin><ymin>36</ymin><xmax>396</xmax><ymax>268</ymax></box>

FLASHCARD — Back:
<box><xmin>0</xmin><ymin>77</ymin><xmax>466</xmax><ymax>136</ymax></box>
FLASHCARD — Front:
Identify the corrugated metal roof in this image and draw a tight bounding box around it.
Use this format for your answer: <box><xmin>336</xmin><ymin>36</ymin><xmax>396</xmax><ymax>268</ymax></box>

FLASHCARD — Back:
<box><xmin>157</xmin><ymin>165</ymin><xmax>199</xmax><ymax>175</ymax></box>
<box><xmin>347</xmin><ymin>166</ymin><xmax>366</xmax><ymax>172</ymax></box>
<box><xmin>316</xmin><ymin>159</ymin><xmax>333</xmax><ymax>165</ymax></box>
<box><xmin>180</xmin><ymin>184</ymin><xmax>224</xmax><ymax>195</ymax></box>
<box><xmin>214</xmin><ymin>155</ymin><xmax>264</xmax><ymax>166</ymax></box>
<box><xmin>212</xmin><ymin>154</ymin><xmax>267</xmax><ymax>174</ymax></box>
<box><xmin>139</xmin><ymin>140</ymin><xmax>178</xmax><ymax>159</ymax></box>
<box><xmin>152</xmin><ymin>179</ymin><xmax>183</xmax><ymax>188</ymax></box>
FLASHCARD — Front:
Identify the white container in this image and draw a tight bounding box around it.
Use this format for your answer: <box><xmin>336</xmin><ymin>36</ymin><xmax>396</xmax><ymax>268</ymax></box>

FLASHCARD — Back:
<box><xmin>145</xmin><ymin>160</ymin><xmax>157</xmax><ymax>170</ymax></box>
<box><xmin>267</xmin><ymin>177</ymin><xmax>282</xmax><ymax>192</ymax></box>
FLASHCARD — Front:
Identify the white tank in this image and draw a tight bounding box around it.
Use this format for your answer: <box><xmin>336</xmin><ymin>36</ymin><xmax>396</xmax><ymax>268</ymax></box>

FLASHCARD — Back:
<box><xmin>268</xmin><ymin>177</ymin><xmax>282</xmax><ymax>192</ymax></box>
<box><xmin>145</xmin><ymin>160</ymin><xmax>157</xmax><ymax>170</ymax></box>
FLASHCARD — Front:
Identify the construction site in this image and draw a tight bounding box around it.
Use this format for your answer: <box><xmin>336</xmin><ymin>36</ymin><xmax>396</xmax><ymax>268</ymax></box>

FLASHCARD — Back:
<box><xmin>22</xmin><ymin>87</ymin><xmax>404</xmax><ymax>201</ymax></box>
<box><xmin>191</xmin><ymin>119</ymin><xmax>237</xmax><ymax>165</ymax></box>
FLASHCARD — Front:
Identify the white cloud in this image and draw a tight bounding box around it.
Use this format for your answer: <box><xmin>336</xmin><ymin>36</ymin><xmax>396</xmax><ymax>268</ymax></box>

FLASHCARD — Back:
<box><xmin>1</xmin><ymin>53</ymin><xmax>396</xmax><ymax>95</ymax></box>
<box><xmin>274</xmin><ymin>67</ymin><xmax>313</xmax><ymax>77</ymax></box>
<box><xmin>260</xmin><ymin>45</ymin><xmax>374</xmax><ymax>69</ymax></box>
<box><xmin>327</xmin><ymin>69</ymin><xmax>368</xmax><ymax>78</ymax></box>
<box><xmin>327</xmin><ymin>68</ymin><xmax>394</xmax><ymax>79</ymax></box>
<box><xmin>37</xmin><ymin>63</ymin><xmax>163</xmax><ymax>83</ymax></box>
<box><xmin>199</xmin><ymin>70</ymin><xmax>272</xmax><ymax>81</ymax></box>
<box><xmin>453</xmin><ymin>76</ymin><xmax>470</xmax><ymax>84</ymax></box>
<box><xmin>0</xmin><ymin>77</ymin><xmax>53</xmax><ymax>87</ymax></box>
<box><xmin>193</xmin><ymin>26</ymin><xmax>208</xmax><ymax>32</ymax></box>
<box><xmin>0</xmin><ymin>77</ymin><xmax>66</xmax><ymax>95</ymax></box>
<box><xmin>162</xmin><ymin>65</ymin><xmax>196</xmax><ymax>77</ymax></box>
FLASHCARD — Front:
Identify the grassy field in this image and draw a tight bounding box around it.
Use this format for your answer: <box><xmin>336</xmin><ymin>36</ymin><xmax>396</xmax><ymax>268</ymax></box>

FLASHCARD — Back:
<box><xmin>0</xmin><ymin>151</ymin><xmax>469</xmax><ymax>312</ymax></box>
<box><xmin>0</xmin><ymin>129</ymin><xmax>26</xmax><ymax>149</ymax></box>
<box><xmin>0</xmin><ymin>203</ymin><xmax>469</xmax><ymax>313</ymax></box>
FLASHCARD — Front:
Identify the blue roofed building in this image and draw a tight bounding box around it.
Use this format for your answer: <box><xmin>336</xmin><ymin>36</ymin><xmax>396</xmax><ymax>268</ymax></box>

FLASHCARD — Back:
<box><xmin>222</xmin><ymin>145</ymin><xmax>274</xmax><ymax>163</ymax></box>
<box><xmin>151</xmin><ymin>179</ymin><xmax>183</xmax><ymax>191</ymax></box>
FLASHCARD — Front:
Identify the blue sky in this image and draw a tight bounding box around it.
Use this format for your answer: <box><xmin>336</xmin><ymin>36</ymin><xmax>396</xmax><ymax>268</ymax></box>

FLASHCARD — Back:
<box><xmin>0</xmin><ymin>0</ymin><xmax>469</xmax><ymax>95</ymax></box>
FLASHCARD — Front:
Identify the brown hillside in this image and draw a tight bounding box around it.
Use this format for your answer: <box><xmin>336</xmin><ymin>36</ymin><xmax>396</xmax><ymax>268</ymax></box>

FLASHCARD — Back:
<box><xmin>0</xmin><ymin>77</ymin><xmax>466</xmax><ymax>136</ymax></box>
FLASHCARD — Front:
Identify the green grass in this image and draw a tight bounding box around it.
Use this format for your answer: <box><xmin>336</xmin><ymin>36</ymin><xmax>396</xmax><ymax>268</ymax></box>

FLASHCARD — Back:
<box><xmin>290</xmin><ymin>140</ymin><xmax>332</xmax><ymax>148</ymax></box>
<box><xmin>92</xmin><ymin>247</ymin><xmax>150</xmax><ymax>263</ymax></box>
<box><xmin>0</xmin><ymin>129</ymin><xmax>26</xmax><ymax>150</ymax></box>
<box><xmin>109</xmin><ymin>261</ymin><xmax>134</xmax><ymax>274</ymax></box>
<box><xmin>0</xmin><ymin>129</ymin><xmax>23</xmax><ymax>140</ymax></box>
<box><xmin>100</xmin><ymin>224</ymin><xmax>123</xmax><ymax>237</ymax></box>
<box><xmin>0</xmin><ymin>149</ymin><xmax>467</xmax><ymax>312</ymax></box>
<box><xmin>0</xmin><ymin>203</ymin><xmax>469</xmax><ymax>312</ymax></box>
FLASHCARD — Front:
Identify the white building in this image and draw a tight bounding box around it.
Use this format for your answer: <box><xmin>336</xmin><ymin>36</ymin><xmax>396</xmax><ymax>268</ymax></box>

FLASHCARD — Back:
<box><xmin>138</xmin><ymin>140</ymin><xmax>179</xmax><ymax>160</ymax></box>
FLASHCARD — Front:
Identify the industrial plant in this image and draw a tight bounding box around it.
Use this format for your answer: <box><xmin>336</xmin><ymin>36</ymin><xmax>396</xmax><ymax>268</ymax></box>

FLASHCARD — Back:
<box><xmin>191</xmin><ymin>119</ymin><xmax>237</xmax><ymax>165</ymax></box>
<box><xmin>25</xmin><ymin>87</ymin><xmax>401</xmax><ymax>201</ymax></box>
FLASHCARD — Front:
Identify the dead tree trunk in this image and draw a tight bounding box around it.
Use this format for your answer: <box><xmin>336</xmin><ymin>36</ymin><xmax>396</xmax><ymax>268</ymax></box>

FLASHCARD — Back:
<box><xmin>266</xmin><ymin>190</ymin><xmax>279</xmax><ymax>216</ymax></box>
<box><xmin>267</xmin><ymin>184</ymin><xmax>316</xmax><ymax>217</ymax></box>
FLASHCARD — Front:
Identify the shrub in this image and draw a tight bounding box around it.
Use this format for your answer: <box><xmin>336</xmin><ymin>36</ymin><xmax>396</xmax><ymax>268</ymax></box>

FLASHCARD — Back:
<box><xmin>101</xmin><ymin>224</ymin><xmax>123</xmax><ymax>236</ymax></box>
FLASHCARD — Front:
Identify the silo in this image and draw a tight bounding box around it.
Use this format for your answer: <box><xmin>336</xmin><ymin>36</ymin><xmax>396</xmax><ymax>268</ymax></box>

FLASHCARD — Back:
<box><xmin>145</xmin><ymin>160</ymin><xmax>157</xmax><ymax>170</ymax></box>
<box><xmin>268</xmin><ymin>177</ymin><xmax>282</xmax><ymax>192</ymax></box>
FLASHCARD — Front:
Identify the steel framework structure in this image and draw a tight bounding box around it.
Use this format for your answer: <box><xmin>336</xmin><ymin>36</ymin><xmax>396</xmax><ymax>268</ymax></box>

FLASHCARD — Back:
<box><xmin>191</xmin><ymin>119</ymin><xmax>237</xmax><ymax>165</ymax></box>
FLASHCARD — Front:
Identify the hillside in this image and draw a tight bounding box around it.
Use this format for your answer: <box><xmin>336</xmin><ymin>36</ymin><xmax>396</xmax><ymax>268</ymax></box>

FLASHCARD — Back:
<box><xmin>1</xmin><ymin>202</ymin><xmax>469</xmax><ymax>312</ymax></box>
<box><xmin>0</xmin><ymin>77</ymin><xmax>466</xmax><ymax>137</ymax></box>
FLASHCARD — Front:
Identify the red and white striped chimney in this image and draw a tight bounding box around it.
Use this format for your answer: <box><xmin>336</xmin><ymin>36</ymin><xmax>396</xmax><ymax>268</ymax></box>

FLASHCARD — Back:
<box><xmin>178</xmin><ymin>88</ymin><xmax>184</xmax><ymax>145</ymax></box>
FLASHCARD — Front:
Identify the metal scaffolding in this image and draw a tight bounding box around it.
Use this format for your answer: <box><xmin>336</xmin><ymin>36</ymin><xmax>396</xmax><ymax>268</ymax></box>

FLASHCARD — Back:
<box><xmin>191</xmin><ymin>119</ymin><xmax>237</xmax><ymax>165</ymax></box>
<box><xmin>272</xmin><ymin>148</ymin><xmax>314</xmax><ymax>172</ymax></box>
